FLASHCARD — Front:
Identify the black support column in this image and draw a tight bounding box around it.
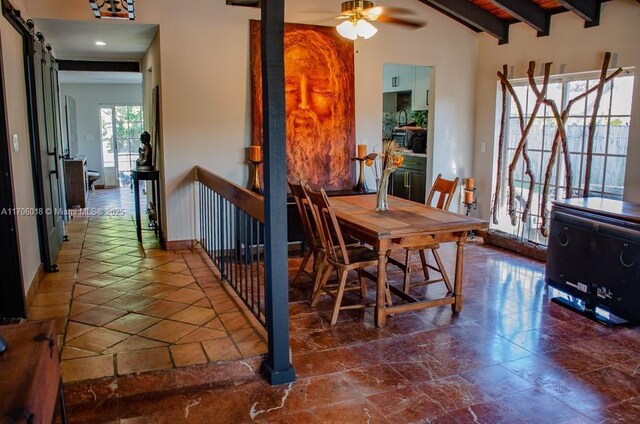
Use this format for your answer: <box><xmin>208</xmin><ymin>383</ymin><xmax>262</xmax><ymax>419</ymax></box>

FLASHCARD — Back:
<box><xmin>259</xmin><ymin>0</ymin><xmax>295</xmax><ymax>385</ymax></box>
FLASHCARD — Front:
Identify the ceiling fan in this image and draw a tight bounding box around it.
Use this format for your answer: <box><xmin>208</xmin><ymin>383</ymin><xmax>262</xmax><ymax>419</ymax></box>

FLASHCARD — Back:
<box><xmin>333</xmin><ymin>1</ymin><xmax>425</xmax><ymax>40</ymax></box>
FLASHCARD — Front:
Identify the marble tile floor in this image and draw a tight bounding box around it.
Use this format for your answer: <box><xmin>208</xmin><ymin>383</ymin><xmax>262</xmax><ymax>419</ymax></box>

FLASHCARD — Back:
<box><xmin>62</xmin><ymin>238</ymin><xmax>640</xmax><ymax>421</ymax></box>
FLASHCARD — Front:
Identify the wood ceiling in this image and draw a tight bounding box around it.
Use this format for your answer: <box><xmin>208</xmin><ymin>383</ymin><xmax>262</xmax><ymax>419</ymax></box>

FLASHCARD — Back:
<box><xmin>416</xmin><ymin>0</ymin><xmax>617</xmax><ymax>44</ymax></box>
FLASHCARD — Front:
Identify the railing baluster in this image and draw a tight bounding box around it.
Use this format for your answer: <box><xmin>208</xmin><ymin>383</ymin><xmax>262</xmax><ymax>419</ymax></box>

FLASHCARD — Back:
<box><xmin>194</xmin><ymin>166</ymin><xmax>288</xmax><ymax>378</ymax></box>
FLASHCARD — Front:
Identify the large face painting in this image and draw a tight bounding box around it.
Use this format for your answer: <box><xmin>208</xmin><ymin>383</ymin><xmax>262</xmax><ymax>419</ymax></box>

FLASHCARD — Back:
<box><xmin>250</xmin><ymin>21</ymin><xmax>355</xmax><ymax>190</ymax></box>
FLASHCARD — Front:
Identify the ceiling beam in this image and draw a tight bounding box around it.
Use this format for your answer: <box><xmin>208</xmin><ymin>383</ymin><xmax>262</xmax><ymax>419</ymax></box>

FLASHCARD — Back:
<box><xmin>557</xmin><ymin>0</ymin><xmax>602</xmax><ymax>27</ymax></box>
<box><xmin>416</xmin><ymin>0</ymin><xmax>510</xmax><ymax>43</ymax></box>
<box><xmin>488</xmin><ymin>0</ymin><xmax>550</xmax><ymax>36</ymax></box>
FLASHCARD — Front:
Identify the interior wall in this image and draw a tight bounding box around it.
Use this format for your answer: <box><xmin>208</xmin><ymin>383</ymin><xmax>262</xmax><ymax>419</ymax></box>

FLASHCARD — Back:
<box><xmin>141</xmin><ymin>30</ymin><xmax>163</xmax><ymax>236</ymax></box>
<box><xmin>25</xmin><ymin>0</ymin><xmax>479</xmax><ymax>243</ymax></box>
<box><xmin>59</xmin><ymin>83</ymin><xmax>143</xmax><ymax>185</ymax></box>
<box><xmin>1</xmin><ymin>17</ymin><xmax>41</xmax><ymax>295</ymax></box>
<box><xmin>474</xmin><ymin>0</ymin><xmax>640</xmax><ymax>220</ymax></box>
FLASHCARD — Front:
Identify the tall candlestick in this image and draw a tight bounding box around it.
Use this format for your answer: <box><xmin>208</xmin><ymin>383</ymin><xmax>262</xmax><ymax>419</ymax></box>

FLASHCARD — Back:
<box><xmin>357</xmin><ymin>144</ymin><xmax>367</xmax><ymax>159</ymax></box>
<box><xmin>464</xmin><ymin>190</ymin><xmax>474</xmax><ymax>204</ymax></box>
<box><xmin>465</xmin><ymin>177</ymin><xmax>475</xmax><ymax>190</ymax></box>
<box><xmin>249</xmin><ymin>145</ymin><xmax>262</xmax><ymax>162</ymax></box>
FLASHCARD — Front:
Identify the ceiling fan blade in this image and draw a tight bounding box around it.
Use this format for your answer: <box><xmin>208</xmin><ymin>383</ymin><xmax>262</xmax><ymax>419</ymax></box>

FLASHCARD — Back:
<box><xmin>375</xmin><ymin>15</ymin><xmax>425</xmax><ymax>29</ymax></box>
<box><xmin>367</xmin><ymin>6</ymin><xmax>416</xmax><ymax>16</ymax></box>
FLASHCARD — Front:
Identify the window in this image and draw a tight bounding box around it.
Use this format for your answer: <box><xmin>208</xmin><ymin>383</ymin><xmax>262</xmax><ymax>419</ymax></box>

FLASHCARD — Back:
<box><xmin>493</xmin><ymin>70</ymin><xmax>634</xmax><ymax>245</ymax></box>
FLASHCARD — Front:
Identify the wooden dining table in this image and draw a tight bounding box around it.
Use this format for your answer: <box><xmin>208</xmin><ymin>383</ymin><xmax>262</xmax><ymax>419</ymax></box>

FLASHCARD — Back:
<box><xmin>330</xmin><ymin>194</ymin><xmax>489</xmax><ymax>327</ymax></box>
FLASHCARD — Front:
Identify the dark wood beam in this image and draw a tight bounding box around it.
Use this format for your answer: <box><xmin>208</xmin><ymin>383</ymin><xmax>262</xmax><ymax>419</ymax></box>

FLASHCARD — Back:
<box><xmin>57</xmin><ymin>60</ymin><xmax>139</xmax><ymax>72</ymax></box>
<box><xmin>489</xmin><ymin>0</ymin><xmax>550</xmax><ymax>36</ymax></box>
<box><xmin>417</xmin><ymin>0</ymin><xmax>510</xmax><ymax>43</ymax></box>
<box><xmin>557</xmin><ymin>0</ymin><xmax>602</xmax><ymax>27</ymax></box>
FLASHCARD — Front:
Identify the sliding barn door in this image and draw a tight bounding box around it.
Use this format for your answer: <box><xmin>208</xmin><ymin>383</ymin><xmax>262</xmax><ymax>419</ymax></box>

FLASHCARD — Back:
<box><xmin>30</xmin><ymin>34</ymin><xmax>64</xmax><ymax>271</ymax></box>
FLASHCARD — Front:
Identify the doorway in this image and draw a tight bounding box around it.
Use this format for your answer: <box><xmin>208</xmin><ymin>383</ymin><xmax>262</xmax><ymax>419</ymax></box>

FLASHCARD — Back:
<box><xmin>100</xmin><ymin>104</ymin><xmax>143</xmax><ymax>188</ymax></box>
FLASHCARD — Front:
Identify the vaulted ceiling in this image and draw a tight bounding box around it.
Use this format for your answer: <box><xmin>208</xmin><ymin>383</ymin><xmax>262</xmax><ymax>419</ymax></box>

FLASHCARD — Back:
<box><xmin>415</xmin><ymin>0</ymin><xmax>618</xmax><ymax>44</ymax></box>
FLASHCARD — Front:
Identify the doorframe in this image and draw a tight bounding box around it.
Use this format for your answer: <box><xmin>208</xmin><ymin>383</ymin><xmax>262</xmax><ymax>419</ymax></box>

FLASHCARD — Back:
<box><xmin>99</xmin><ymin>103</ymin><xmax>144</xmax><ymax>188</ymax></box>
<box><xmin>0</xmin><ymin>1</ymin><xmax>27</xmax><ymax>317</ymax></box>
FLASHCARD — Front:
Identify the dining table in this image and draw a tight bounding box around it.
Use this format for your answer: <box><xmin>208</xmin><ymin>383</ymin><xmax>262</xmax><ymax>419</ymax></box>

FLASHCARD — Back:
<box><xmin>330</xmin><ymin>194</ymin><xmax>489</xmax><ymax>327</ymax></box>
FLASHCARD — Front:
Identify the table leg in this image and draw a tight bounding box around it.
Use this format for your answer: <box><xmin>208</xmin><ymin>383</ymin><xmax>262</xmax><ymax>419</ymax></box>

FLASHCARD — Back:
<box><xmin>134</xmin><ymin>176</ymin><xmax>142</xmax><ymax>243</ymax></box>
<box><xmin>156</xmin><ymin>178</ymin><xmax>164</xmax><ymax>244</ymax></box>
<box><xmin>452</xmin><ymin>238</ymin><xmax>466</xmax><ymax>313</ymax></box>
<box><xmin>375</xmin><ymin>250</ymin><xmax>387</xmax><ymax>327</ymax></box>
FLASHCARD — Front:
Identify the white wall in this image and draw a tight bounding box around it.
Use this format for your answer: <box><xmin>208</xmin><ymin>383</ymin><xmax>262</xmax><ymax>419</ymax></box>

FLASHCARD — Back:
<box><xmin>474</xmin><ymin>0</ymin><xmax>640</xmax><ymax>220</ymax></box>
<box><xmin>1</xmin><ymin>17</ymin><xmax>41</xmax><ymax>295</ymax></box>
<box><xmin>141</xmin><ymin>31</ymin><xmax>164</xmax><ymax>235</ymax></box>
<box><xmin>59</xmin><ymin>83</ymin><xmax>143</xmax><ymax>184</ymax></box>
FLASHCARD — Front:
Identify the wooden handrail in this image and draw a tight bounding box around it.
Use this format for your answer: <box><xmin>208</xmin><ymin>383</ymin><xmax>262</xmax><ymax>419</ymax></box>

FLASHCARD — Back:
<box><xmin>194</xmin><ymin>166</ymin><xmax>264</xmax><ymax>223</ymax></box>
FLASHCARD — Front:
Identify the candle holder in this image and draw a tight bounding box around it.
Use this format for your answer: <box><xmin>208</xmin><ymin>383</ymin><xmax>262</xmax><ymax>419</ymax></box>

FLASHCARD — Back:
<box><xmin>352</xmin><ymin>157</ymin><xmax>368</xmax><ymax>193</ymax></box>
<box><xmin>248</xmin><ymin>160</ymin><xmax>263</xmax><ymax>195</ymax></box>
<box><xmin>463</xmin><ymin>188</ymin><xmax>477</xmax><ymax>239</ymax></box>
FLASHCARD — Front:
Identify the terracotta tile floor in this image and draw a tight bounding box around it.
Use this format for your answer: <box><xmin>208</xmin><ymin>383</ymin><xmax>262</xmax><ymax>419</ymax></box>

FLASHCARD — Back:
<box><xmin>27</xmin><ymin>188</ymin><xmax>267</xmax><ymax>386</ymax></box>
<box><xmin>32</xmin><ymin>189</ymin><xmax>640</xmax><ymax>423</ymax></box>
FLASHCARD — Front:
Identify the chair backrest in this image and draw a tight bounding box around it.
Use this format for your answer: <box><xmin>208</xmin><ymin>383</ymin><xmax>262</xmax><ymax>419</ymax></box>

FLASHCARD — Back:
<box><xmin>426</xmin><ymin>173</ymin><xmax>459</xmax><ymax>210</ymax></box>
<box><xmin>304</xmin><ymin>186</ymin><xmax>351</xmax><ymax>265</ymax></box>
<box><xmin>288</xmin><ymin>181</ymin><xmax>319</xmax><ymax>248</ymax></box>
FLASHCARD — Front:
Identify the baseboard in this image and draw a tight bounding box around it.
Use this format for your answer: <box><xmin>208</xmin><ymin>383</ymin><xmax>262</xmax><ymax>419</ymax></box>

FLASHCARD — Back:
<box><xmin>482</xmin><ymin>229</ymin><xmax>547</xmax><ymax>262</ymax></box>
<box><xmin>94</xmin><ymin>184</ymin><xmax>105</xmax><ymax>189</ymax></box>
<box><xmin>165</xmin><ymin>239</ymin><xmax>195</xmax><ymax>250</ymax></box>
<box><xmin>25</xmin><ymin>264</ymin><xmax>45</xmax><ymax>307</ymax></box>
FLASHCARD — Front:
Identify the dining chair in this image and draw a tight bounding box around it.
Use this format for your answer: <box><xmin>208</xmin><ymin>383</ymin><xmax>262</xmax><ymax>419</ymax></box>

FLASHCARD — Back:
<box><xmin>304</xmin><ymin>186</ymin><xmax>389</xmax><ymax>325</ymax></box>
<box><xmin>389</xmin><ymin>173</ymin><xmax>459</xmax><ymax>294</ymax></box>
<box><xmin>288</xmin><ymin>181</ymin><xmax>322</xmax><ymax>287</ymax></box>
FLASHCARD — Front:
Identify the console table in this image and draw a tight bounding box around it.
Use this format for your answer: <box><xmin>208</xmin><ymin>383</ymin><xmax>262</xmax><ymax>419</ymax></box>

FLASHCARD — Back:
<box><xmin>131</xmin><ymin>169</ymin><xmax>163</xmax><ymax>244</ymax></box>
<box><xmin>0</xmin><ymin>321</ymin><xmax>67</xmax><ymax>423</ymax></box>
<box><xmin>64</xmin><ymin>156</ymin><xmax>88</xmax><ymax>209</ymax></box>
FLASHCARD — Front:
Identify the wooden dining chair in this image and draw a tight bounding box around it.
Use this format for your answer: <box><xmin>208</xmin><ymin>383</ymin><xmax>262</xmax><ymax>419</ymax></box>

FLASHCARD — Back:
<box><xmin>304</xmin><ymin>186</ymin><xmax>388</xmax><ymax>325</ymax></box>
<box><xmin>288</xmin><ymin>181</ymin><xmax>322</xmax><ymax>287</ymax></box>
<box><xmin>389</xmin><ymin>173</ymin><xmax>459</xmax><ymax>294</ymax></box>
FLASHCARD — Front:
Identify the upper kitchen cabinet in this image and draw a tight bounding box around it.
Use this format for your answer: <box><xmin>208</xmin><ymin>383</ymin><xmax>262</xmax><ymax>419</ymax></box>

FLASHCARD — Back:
<box><xmin>383</xmin><ymin>64</ymin><xmax>414</xmax><ymax>93</ymax></box>
<box><xmin>412</xmin><ymin>66</ymin><xmax>430</xmax><ymax>111</ymax></box>
<box><xmin>383</xmin><ymin>64</ymin><xmax>431</xmax><ymax>111</ymax></box>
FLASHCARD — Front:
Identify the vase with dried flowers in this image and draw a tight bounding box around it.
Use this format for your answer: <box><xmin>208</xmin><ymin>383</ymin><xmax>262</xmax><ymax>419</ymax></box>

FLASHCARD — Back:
<box><xmin>365</xmin><ymin>140</ymin><xmax>404</xmax><ymax>211</ymax></box>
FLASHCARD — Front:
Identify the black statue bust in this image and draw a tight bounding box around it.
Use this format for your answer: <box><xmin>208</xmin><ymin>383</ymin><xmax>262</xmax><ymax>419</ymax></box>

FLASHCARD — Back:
<box><xmin>136</xmin><ymin>131</ymin><xmax>153</xmax><ymax>170</ymax></box>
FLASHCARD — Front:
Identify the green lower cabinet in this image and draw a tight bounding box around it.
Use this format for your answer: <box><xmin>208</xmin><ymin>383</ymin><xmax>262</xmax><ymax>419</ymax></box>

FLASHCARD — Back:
<box><xmin>388</xmin><ymin>155</ymin><xmax>427</xmax><ymax>204</ymax></box>
<box><xmin>409</xmin><ymin>171</ymin><xmax>426</xmax><ymax>203</ymax></box>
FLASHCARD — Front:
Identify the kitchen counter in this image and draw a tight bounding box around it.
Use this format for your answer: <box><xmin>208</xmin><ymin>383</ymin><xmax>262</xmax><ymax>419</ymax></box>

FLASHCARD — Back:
<box><xmin>401</xmin><ymin>150</ymin><xmax>427</xmax><ymax>158</ymax></box>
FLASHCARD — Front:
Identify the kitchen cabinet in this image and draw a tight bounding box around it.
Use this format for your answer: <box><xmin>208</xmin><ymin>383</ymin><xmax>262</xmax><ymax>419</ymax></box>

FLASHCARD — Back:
<box><xmin>383</xmin><ymin>64</ymin><xmax>413</xmax><ymax>93</ymax></box>
<box><xmin>388</xmin><ymin>154</ymin><xmax>427</xmax><ymax>204</ymax></box>
<box><xmin>412</xmin><ymin>66</ymin><xmax>430</xmax><ymax>111</ymax></box>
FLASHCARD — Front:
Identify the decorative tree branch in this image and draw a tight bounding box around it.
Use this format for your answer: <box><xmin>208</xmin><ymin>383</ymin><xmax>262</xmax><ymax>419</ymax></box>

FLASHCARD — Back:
<box><xmin>538</xmin><ymin>63</ymin><xmax>622</xmax><ymax>236</ymax></box>
<box><xmin>504</xmin><ymin>61</ymin><xmax>550</xmax><ymax>226</ymax></box>
<box><xmin>492</xmin><ymin>53</ymin><xmax>623</xmax><ymax>239</ymax></box>
<box><xmin>492</xmin><ymin>64</ymin><xmax>509</xmax><ymax>225</ymax></box>
<box><xmin>539</xmin><ymin>99</ymin><xmax>566</xmax><ymax>237</ymax></box>
<box><xmin>583</xmin><ymin>52</ymin><xmax>612</xmax><ymax>197</ymax></box>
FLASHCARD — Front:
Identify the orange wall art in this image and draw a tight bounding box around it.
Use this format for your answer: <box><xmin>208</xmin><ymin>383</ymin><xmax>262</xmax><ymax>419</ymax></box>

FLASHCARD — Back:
<box><xmin>250</xmin><ymin>21</ymin><xmax>356</xmax><ymax>190</ymax></box>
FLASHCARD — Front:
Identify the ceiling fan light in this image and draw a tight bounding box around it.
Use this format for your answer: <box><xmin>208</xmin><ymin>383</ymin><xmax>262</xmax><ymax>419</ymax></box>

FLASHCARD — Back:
<box><xmin>336</xmin><ymin>20</ymin><xmax>358</xmax><ymax>40</ymax></box>
<box><xmin>356</xmin><ymin>19</ymin><xmax>377</xmax><ymax>39</ymax></box>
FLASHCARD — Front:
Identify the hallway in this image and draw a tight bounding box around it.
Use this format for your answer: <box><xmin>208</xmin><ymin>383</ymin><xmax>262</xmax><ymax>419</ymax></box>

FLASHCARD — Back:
<box><xmin>27</xmin><ymin>188</ymin><xmax>267</xmax><ymax>384</ymax></box>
